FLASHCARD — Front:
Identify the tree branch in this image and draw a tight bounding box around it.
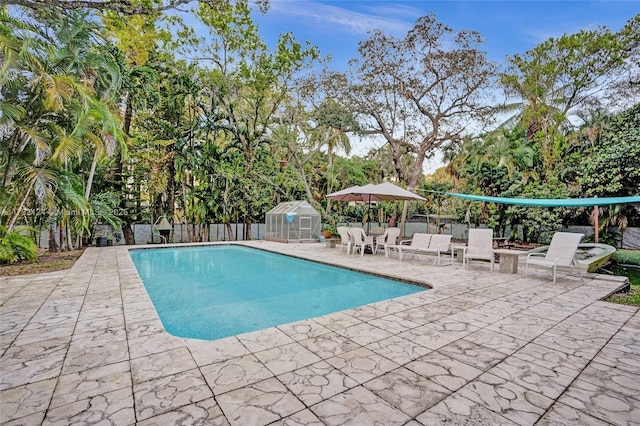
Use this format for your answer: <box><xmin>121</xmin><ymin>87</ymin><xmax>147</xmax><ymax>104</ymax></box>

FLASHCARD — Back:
<box><xmin>6</xmin><ymin>0</ymin><xmax>269</xmax><ymax>15</ymax></box>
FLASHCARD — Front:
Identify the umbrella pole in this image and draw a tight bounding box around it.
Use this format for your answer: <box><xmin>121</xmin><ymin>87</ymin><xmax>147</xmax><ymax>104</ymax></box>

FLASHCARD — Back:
<box><xmin>366</xmin><ymin>194</ymin><xmax>372</xmax><ymax>233</ymax></box>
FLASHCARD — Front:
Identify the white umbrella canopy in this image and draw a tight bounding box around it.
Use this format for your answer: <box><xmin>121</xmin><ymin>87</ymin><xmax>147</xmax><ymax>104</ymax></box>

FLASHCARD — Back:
<box><xmin>327</xmin><ymin>183</ymin><xmax>426</xmax><ymax>233</ymax></box>
<box><xmin>327</xmin><ymin>182</ymin><xmax>426</xmax><ymax>202</ymax></box>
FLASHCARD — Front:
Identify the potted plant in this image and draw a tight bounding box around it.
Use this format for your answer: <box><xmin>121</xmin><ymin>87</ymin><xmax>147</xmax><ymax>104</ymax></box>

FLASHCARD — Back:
<box><xmin>323</xmin><ymin>224</ymin><xmax>336</xmax><ymax>239</ymax></box>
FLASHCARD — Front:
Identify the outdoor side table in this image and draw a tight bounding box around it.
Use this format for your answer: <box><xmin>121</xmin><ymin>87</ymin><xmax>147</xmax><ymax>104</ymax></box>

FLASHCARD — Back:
<box><xmin>451</xmin><ymin>245</ymin><xmax>466</xmax><ymax>263</ymax></box>
<box><xmin>326</xmin><ymin>238</ymin><xmax>337</xmax><ymax>248</ymax></box>
<box><xmin>493</xmin><ymin>249</ymin><xmax>525</xmax><ymax>274</ymax></box>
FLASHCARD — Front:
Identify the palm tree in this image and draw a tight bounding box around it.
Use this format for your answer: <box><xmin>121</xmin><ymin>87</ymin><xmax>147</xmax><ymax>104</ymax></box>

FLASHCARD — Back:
<box><xmin>1</xmin><ymin>10</ymin><xmax>124</xmax><ymax>248</ymax></box>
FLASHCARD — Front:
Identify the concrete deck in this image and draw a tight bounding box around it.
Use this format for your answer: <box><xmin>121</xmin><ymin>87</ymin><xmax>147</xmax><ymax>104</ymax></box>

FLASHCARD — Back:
<box><xmin>1</xmin><ymin>241</ymin><xmax>638</xmax><ymax>425</ymax></box>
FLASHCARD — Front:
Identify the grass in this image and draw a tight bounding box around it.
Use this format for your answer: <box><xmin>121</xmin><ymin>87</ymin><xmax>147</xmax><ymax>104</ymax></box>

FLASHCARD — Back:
<box><xmin>607</xmin><ymin>284</ymin><xmax>640</xmax><ymax>306</ymax></box>
<box><xmin>611</xmin><ymin>249</ymin><xmax>640</xmax><ymax>265</ymax></box>
<box><xmin>605</xmin><ymin>249</ymin><xmax>640</xmax><ymax>307</ymax></box>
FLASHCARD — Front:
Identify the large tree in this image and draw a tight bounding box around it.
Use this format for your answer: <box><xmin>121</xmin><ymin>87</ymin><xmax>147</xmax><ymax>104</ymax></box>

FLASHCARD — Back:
<box><xmin>500</xmin><ymin>14</ymin><xmax>640</xmax><ymax>176</ymax></box>
<box><xmin>329</xmin><ymin>14</ymin><xmax>495</xmax><ymax>192</ymax></box>
<box><xmin>325</xmin><ymin>14</ymin><xmax>495</xmax><ymax>231</ymax></box>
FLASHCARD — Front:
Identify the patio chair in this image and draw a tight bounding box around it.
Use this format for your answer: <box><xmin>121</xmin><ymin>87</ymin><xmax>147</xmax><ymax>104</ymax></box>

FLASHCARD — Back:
<box><xmin>375</xmin><ymin>227</ymin><xmax>401</xmax><ymax>257</ymax></box>
<box><xmin>391</xmin><ymin>233</ymin><xmax>431</xmax><ymax>260</ymax></box>
<box><xmin>336</xmin><ymin>227</ymin><xmax>352</xmax><ymax>253</ymax></box>
<box><xmin>462</xmin><ymin>229</ymin><xmax>495</xmax><ymax>271</ymax></box>
<box><xmin>525</xmin><ymin>232</ymin><xmax>585</xmax><ymax>283</ymax></box>
<box><xmin>351</xmin><ymin>227</ymin><xmax>375</xmax><ymax>256</ymax></box>
<box><xmin>426</xmin><ymin>234</ymin><xmax>453</xmax><ymax>266</ymax></box>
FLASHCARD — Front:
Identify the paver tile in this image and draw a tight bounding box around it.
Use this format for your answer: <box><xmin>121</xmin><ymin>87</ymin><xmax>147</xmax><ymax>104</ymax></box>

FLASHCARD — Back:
<box><xmin>268</xmin><ymin>409</ymin><xmax>323</xmax><ymax>426</ymax></box>
<box><xmin>136</xmin><ymin>397</ymin><xmax>229</xmax><ymax>426</ymax></box>
<box><xmin>486</xmin><ymin>313</ymin><xmax>557</xmax><ymax>341</ymax></box>
<box><xmin>365</xmin><ymin>335</ymin><xmax>432</xmax><ymax>365</ymax></box>
<box><xmin>0</xmin><ymin>338</ymin><xmax>67</xmax><ymax>390</ymax></box>
<box><xmin>186</xmin><ymin>336</ymin><xmax>250</xmax><ymax>366</ymax></box>
<box><xmin>326</xmin><ymin>347</ymin><xmax>399</xmax><ymax>384</ymax></box>
<box><xmin>201</xmin><ymin>354</ymin><xmax>273</xmax><ymax>395</ymax></box>
<box><xmin>398</xmin><ymin>325</ymin><xmax>457</xmax><ymax>351</ymax></box>
<box><xmin>127</xmin><ymin>333</ymin><xmax>187</xmax><ymax>359</ymax></box>
<box><xmin>464</xmin><ymin>329</ymin><xmax>528</xmax><ymax>355</ymax></box>
<box><xmin>133</xmin><ymin>368</ymin><xmax>213</xmax><ymax>421</ymax></box>
<box><xmin>311</xmin><ymin>386</ymin><xmax>411</xmax><ymax>426</ymax></box>
<box><xmin>131</xmin><ymin>347</ymin><xmax>196</xmax><ymax>384</ymax></box>
<box><xmin>50</xmin><ymin>361</ymin><xmax>131</xmax><ymax>408</ymax></box>
<box><xmin>237</xmin><ymin>328</ymin><xmax>295</xmax><ymax>353</ymax></box>
<box><xmin>61</xmin><ymin>339</ymin><xmax>129</xmax><ymax>375</ymax></box>
<box><xmin>533</xmin><ymin>330</ymin><xmax>604</xmax><ymax>361</ymax></box>
<box><xmin>416</xmin><ymin>393</ymin><xmax>518</xmax><ymax>425</ymax></box>
<box><xmin>216</xmin><ymin>377</ymin><xmax>305</xmax><ymax>426</ymax></box>
<box><xmin>457</xmin><ymin>373</ymin><xmax>553</xmax><ymax>426</ymax></box>
<box><xmin>512</xmin><ymin>342</ymin><xmax>589</xmax><ymax>378</ymax></box>
<box><xmin>559</xmin><ymin>378</ymin><xmax>640</xmax><ymax>426</ymax></box>
<box><xmin>0</xmin><ymin>378</ymin><xmax>57</xmax><ymax>423</ymax></box>
<box><xmin>363</xmin><ymin>367</ymin><xmax>450</xmax><ymax>417</ymax></box>
<box><xmin>298</xmin><ymin>332</ymin><xmax>360</xmax><ymax>359</ymax></box>
<box><xmin>437</xmin><ymin>339</ymin><xmax>507</xmax><ymax>371</ymax></box>
<box><xmin>43</xmin><ymin>386</ymin><xmax>135</xmax><ymax>426</ymax></box>
<box><xmin>278</xmin><ymin>361</ymin><xmax>357</xmax><ymax>406</ymax></box>
<box><xmin>405</xmin><ymin>351</ymin><xmax>482</xmax><ymax>392</ymax></box>
<box><xmin>488</xmin><ymin>355</ymin><xmax>574</xmax><ymax>399</ymax></box>
<box><xmin>313</xmin><ymin>312</ymin><xmax>361</xmax><ymax>332</ymax></box>
<box><xmin>578</xmin><ymin>361</ymin><xmax>640</xmax><ymax>399</ymax></box>
<box><xmin>592</xmin><ymin>346</ymin><xmax>640</xmax><ymax>375</ymax></box>
<box><xmin>277</xmin><ymin>319</ymin><xmax>332</xmax><ymax>341</ymax></box>
<box><xmin>335</xmin><ymin>322</ymin><xmax>393</xmax><ymax>346</ymax></box>
<box><xmin>536</xmin><ymin>402</ymin><xmax>613</xmax><ymax>426</ymax></box>
<box><xmin>254</xmin><ymin>342</ymin><xmax>322</xmax><ymax>375</ymax></box>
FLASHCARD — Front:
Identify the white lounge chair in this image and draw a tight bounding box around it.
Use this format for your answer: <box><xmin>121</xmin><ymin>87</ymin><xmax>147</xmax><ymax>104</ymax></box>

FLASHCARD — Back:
<box><xmin>426</xmin><ymin>234</ymin><xmax>453</xmax><ymax>266</ymax></box>
<box><xmin>351</xmin><ymin>228</ymin><xmax>375</xmax><ymax>256</ymax></box>
<box><xmin>390</xmin><ymin>233</ymin><xmax>430</xmax><ymax>260</ymax></box>
<box><xmin>375</xmin><ymin>227</ymin><xmax>401</xmax><ymax>257</ymax></box>
<box><xmin>336</xmin><ymin>227</ymin><xmax>352</xmax><ymax>253</ymax></box>
<box><xmin>462</xmin><ymin>229</ymin><xmax>495</xmax><ymax>271</ymax></box>
<box><xmin>526</xmin><ymin>232</ymin><xmax>585</xmax><ymax>283</ymax></box>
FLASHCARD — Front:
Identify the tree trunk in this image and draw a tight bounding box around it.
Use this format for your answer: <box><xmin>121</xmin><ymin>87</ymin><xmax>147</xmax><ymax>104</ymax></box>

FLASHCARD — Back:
<box><xmin>245</xmin><ymin>217</ymin><xmax>252</xmax><ymax>240</ymax></box>
<box><xmin>182</xmin><ymin>180</ymin><xmax>192</xmax><ymax>242</ymax></box>
<box><xmin>225</xmin><ymin>222</ymin><xmax>234</xmax><ymax>241</ymax></box>
<box><xmin>7</xmin><ymin>180</ymin><xmax>34</xmax><ymax>232</ymax></box>
<box><xmin>84</xmin><ymin>151</ymin><xmax>99</xmax><ymax>200</ymax></box>
<box><xmin>67</xmin><ymin>227</ymin><xmax>74</xmax><ymax>250</ymax></box>
<box><xmin>122</xmin><ymin>224</ymin><xmax>135</xmax><ymax>245</ymax></box>
<box><xmin>59</xmin><ymin>226</ymin><xmax>65</xmax><ymax>252</ymax></box>
<box><xmin>48</xmin><ymin>226</ymin><xmax>59</xmax><ymax>253</ymax></box>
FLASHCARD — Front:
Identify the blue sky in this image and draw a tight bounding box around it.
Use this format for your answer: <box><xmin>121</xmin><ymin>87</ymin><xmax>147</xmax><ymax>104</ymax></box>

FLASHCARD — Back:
<box><xmin>252</xmin><ymin>0</ymin><xmax>639</xmax><ymax>69</ymax></box>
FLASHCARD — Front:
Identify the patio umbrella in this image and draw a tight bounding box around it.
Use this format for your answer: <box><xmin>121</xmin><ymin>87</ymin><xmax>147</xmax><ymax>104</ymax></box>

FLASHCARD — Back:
<box><xmin>327</xmin><ymin>182</ymin><xmax>426</xmax><ymax>231</ymax></box>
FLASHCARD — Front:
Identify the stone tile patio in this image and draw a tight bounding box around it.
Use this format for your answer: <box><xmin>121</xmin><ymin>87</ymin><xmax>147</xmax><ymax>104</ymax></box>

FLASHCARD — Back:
<box><xmin>1</xmin><ymin>240</ymin><xmax>638</xmax><ymax>425</ymax></box>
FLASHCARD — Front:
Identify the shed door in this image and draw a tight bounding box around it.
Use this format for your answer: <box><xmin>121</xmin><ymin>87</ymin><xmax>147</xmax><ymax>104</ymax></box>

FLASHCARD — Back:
<box><xmin>299</xmin><ymin>216</ymin><xmax>311</xmax><ymax>239</ymax></box>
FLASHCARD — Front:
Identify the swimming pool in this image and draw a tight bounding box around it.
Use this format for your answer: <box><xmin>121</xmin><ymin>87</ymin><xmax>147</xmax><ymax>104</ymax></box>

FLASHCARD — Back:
<box><xmin>130</xmin><ymin>245</ymin><xmax>425</xmax><ymax>340</ymax></box>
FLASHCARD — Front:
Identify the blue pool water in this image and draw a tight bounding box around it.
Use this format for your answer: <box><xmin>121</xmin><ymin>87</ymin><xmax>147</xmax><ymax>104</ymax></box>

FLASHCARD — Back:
<box><xmin>130</xmin><ymin>245</ymin><xmax>425</xmax><ymax>340</ymax></box>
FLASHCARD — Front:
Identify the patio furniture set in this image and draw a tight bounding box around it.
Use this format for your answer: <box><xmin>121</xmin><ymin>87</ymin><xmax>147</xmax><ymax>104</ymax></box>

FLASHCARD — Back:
<box><xmin>334</xmin><ymin>226</ymin><xmax>586</xmax><ymax>283</ymax></box>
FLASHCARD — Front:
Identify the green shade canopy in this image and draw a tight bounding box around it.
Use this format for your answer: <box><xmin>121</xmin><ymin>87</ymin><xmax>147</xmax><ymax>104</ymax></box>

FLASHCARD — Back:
<box><xmin>439</xmin><ymin>192</ymin><xmax>640</xmax><ymax>207</ymax></box>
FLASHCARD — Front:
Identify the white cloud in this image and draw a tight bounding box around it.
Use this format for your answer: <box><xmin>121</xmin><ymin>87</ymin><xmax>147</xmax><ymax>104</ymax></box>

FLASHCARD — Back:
<box><xmin>267</xmin><ymin>0</ymin><xmax>413</xmax><ymax>36</ymax></box>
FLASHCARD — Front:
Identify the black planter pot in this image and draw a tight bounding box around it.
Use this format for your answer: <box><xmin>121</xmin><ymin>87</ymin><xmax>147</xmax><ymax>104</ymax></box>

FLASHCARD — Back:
<box><xmin>96</xmin><ymin>237</ymin><xmax>107</xmax><ymax>247</ymax></box>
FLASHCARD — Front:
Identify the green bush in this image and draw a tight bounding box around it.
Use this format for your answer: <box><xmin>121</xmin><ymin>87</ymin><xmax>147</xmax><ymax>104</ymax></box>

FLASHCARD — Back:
<box><xmin>0</xmin><ymin>226</ymin><xmax>38</xmax><ymax>264</ymax></box>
